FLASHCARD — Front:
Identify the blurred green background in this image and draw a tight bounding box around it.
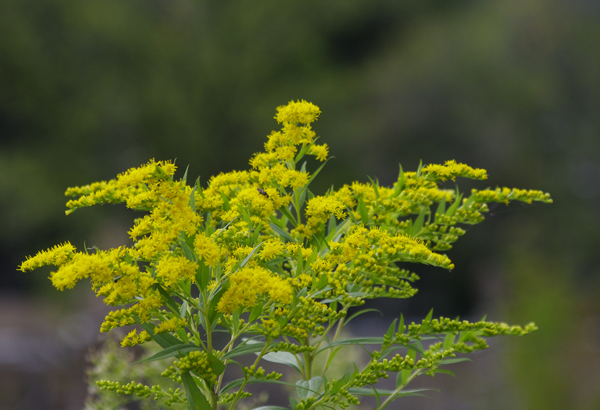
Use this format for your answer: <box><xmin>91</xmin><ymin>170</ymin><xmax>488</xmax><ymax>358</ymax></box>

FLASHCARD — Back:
<box><xmin>1</xmin><ymin>0</ymin><xmax>599</xmax><ymax>409</ymax></box>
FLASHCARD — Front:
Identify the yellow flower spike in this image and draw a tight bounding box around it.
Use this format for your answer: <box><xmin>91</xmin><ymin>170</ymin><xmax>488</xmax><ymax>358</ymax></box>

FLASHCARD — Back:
<box><xmin>155</xmin><ymin>255</ymin><xmax>198</xmax><ymax>287</ymax></box>
<box><xmin>275</xmin><ymin>100</ymin><xmax>321</xmax><ymax>125</ymax></box>
<box><xmin>217</xmin><ymin>266</ymin><xmax>292</xmax><ymax>314</ymax></box>
<box><xmin>308</xmin><ymin>144</ymin><xmax>329</xmax><ymax>161</ymax></box>
<box><xmin>194</xmin><ymin>232</ymin><xmax>220</xmax><ymax>267</ymax></box>
<box><xmin>259</xmin><ymin>239</ymin><xmax>285</xmax><ymax>261</ymax></box>
<box><xmin>19</xmin><ymin>242</ymin><xmax>77</xmax><ymax>272</ymax></box>
<box><xmin>422</xmin><ymin>160</ymin><xmax>487</xmax><ymax>181</ymax></box>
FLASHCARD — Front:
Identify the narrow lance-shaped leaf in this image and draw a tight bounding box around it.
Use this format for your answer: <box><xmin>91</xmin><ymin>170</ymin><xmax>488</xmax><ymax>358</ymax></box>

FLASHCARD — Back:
<box><xmin>240</xmin><ymin>242</ymin><xmax>263</xmax><ymax>268</ymax></box>
<box><xmin>383</xmin><ymin>319</ymin><xmax>398</xmax><ymax>349</ymax></box>
<box><xmin>358</xmin><ymin>196</ymin><xmax>368</xmax><ymax>226</ymax></box>
<box><xmin>269</xmin><ymin>220</ymin><xmax>296</xmax><ymax>243</ymax></box>
<box><xmin>435</xmin><ymin>196</ymin><xmax>446</xmax><ymax>220</ymax></box>
<box><xmin>222</xmin><ymin>340</ymin><xmax>266</xmax><ymax>360</ymax></box>
<box><xmin>411</xmin><ymin>208</ymin><xmax>426</xmax><ymax>237</ymax></box>
<box><xmin>181</xmin><ymin>371</ymin><xmax>211</xmax><ymax>410</ymax></box>
<box><xmin>134</xmin><ymin>344</ymin><xmax>200</xmax><ymax>365</ymax></box>
<box><xmin>393</xmin><ymin>164</ymin><xmax>406</xmax><ymax>198</ymax></box>
<box><xmin>446</xmin><ymin>188</ymin><xmax>463</xmax><ymax>217</ymax></box>
<box><xmin>279</xmin><ymin>205</ymin><xmax>298</xmax><ymax>227</ymax></box>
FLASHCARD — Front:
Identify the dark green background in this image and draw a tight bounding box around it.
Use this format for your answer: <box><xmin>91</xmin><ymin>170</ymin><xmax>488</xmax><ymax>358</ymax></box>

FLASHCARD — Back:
<box><xmin>1</xmin><ymin>0</ymin><xmax>599</xmax><ymax>409</ymax></box>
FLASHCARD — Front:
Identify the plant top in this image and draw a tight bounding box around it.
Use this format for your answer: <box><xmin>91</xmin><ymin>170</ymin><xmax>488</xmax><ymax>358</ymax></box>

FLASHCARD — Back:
<box><xmin>20</xmin><ymin>100</ymin><xmax>552</xmax><ymax>410</ymax></box>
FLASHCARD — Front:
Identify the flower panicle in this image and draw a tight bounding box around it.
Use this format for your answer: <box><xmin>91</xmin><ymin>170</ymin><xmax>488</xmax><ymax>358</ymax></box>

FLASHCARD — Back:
<box><xmin>20</xmin><ymin>100</ymin><xmax>551</xmax><ymax>410</ymax></box>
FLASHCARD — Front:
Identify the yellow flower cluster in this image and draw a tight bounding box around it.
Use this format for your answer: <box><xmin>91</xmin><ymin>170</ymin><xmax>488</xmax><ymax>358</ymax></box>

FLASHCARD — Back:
<box><xmin>155</xmin><ymin>317</ymin><xmax>188</xmax><ymax>334</ymax></box>
<box><xmin>19</xmin><ymin>242</ymin><xmax>76</xmax><ymax>272</ymax></box>
<box><xmin>217</xmin><ymin>266</ymin><xmax>292</xmax><ymax>314</ymax></box>
<box><xmin>472</xmin><ymin>187</ymin><xmax>552</xmax><ymax>204</ymax></box>
<box><xmin>422</xmin><ymin>160</ymin><xmax>488</xmax><ymax>181</ymax></box>
<box><xmin>121</xmin><ymin>329</ymin><xmax>152</xmax><ymax>347</ymax></box>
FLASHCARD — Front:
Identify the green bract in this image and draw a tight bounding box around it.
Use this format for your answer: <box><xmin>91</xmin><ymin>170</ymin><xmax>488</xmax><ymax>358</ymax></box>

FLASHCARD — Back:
<box><xmin>21</xmin><ymin>100</ymin><xmax>552</xmax><ymax>410</ymax></box>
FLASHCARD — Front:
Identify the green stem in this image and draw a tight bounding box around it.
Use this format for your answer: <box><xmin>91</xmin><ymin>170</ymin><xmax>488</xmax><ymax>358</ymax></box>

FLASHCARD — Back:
<box><xmin>228</xmin><ymin>341</ymin><xmax>271</xmax><ymax>410</ymax></box>
<box><xmin>303</xmin><ymin>335</ymin><xmax>312</xmax><ymax>380</ymax></box>
<box><xmin>321</xmin><ymin>312</ymin><xmax>346</xmax><ymax>374</ymax></box>
<box><xmin>377</xmin><ymin>369</ymin><xmax>422</xmax><ymax>410</ymax></box>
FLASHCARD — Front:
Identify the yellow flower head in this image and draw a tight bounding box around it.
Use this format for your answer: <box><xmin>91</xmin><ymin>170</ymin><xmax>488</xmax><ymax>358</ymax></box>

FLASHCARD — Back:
<box><xmin>275</xmin><ymin>100</ymin><xmax>321</xmax><ymax>125</ymax></box>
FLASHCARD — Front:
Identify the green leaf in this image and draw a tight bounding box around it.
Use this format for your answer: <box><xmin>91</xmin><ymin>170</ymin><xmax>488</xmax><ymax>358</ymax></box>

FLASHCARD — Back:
<box><xmin>433</xmin><ymin>369</ymin><xmax>456</xmax><ymax>377</ymax></box>
<box><xmin>297</xmin><ymin>187</ymin><xmax>307</xmax><ymax>212</ymax></box>
<box><xmin>252</xmin><ymin>407</ymin><xmax>290</xmax><ymax>410</ymax></box>
<box><xmin>392</xmin><ymin>164</ymin><xmax>405</xmax><ymax>198</ymax></box>
<box><xmin>194</xmin><ymin>177</ymin><xmax>204</xmax><ymax>198</ymax></box>
<box><xmin>357</xmin><ymin>197</ymin><xmax>368</xmax><ymax>225</ymax></box>
<box><xmin>327</xmin><ymin>217</ymin><xmax>352</xmax><ymax>242</ymax></box>
<box><xmin>343</xmin><ymin>308</ymin><xmax>381</xmax><ymax>326</ymax></box>
<box><xmin>305</xmin><ymin>159</ymin><xmax>329</xmax><ymax>189</ymax></box>
<box><xmin>407</xmin><ymin>346</ymin><xmax>417</xmax><ymax>361</ymax></box>
<box><xmin>316</xmin><ymin>273</ymin><xmax>328</xmax><ymax>290</ymax></box>
<box><xmin>380</xmin><ymin>345</ymin><xmax>406</xmax><ymax>360</ymax></box>
<box><xmin>135</xmin><ymin>319</ymin><xmax>183</xmax><ymax>349</ymax></box>
<box><xmin>384</xmin><ymin>319</ymin><xmax>398</xmax><ymax>344</ymax></box>
<box><xmin>416</xmin><ymin>159</ymin><xmax>423</xmax><ymax>177</ymax></box>
<box><xmin>220</xmin><ymin>193</ymin><xmax>231</xmax><ymax>211</ymax></box>
<box><xmin>368</xmin><ymin>176</ymin><xmax>380</xmax><ymax>200</ymax></box>
<box><xmin>220</xmin><ymin>377</ymin><xmax>244</xmax><ymax>395</ymax></box>
<box><xmin>207</xmin><ymin>351</ymin><xmax>225</xmax><ymax>376</ymax></box>
<box><xmin>443</xmin><ymin>333</ymin><xmax>455</xmax><ymax>350</ymax></box>
<box><xmin>189</xmin><ymin>186</ymin><xmax>197</xmax><ymax>212</ymax></box>
<box><xmin>241</xmin><ymin>242</ymin><xmax>263</xmax><ymax>268</ymax></box>
<box><xmin>398</xmin><ymin>313</ymin><xmax>405</xmax><ymax>334</ymax></box>
<box><xmin>329</xmin><ymin>378</ymin><xmax>345</xmax><ymax>395</ymax></box>
<box><xmin>249</xmin><ymin>301</ymin><xmax>264</xmax><ymax>323</ymax></box>
<box><xmin>213</xmin><ymin>217</ymin><xmax>238</xmax><ymax>239</ymax></box>
<box><xmin>296</xmin><ymin>380</ymin><xmax>309</xmax><ymax>400</ymax></box>
<box><xmin>421</xmin><ymin>309</ymin><xmax>434</xmax><ymax>333</ymax></box>
<box><xmin>181</xmin><ymin>371</ymin><xmax>211</xmax><ymax>410</ymax></box>
<box><xmin>348</xmin><ymin>387</ymin><xmax>436</xmax><ymax>397</ymax></box>
<box><xmin>279</xmin><ymin>206</ymin><xmax>298</xmax><ymax>227</ymax></box>
<box><xmin>269</xmin><ymin>220</ymin><xmax>296</xmax><ymax>243</ymax></box>
<box><xmin>155</xmin><ymin>284</ymin><xmax>180</xmax><ymax>315</ymax></box>
<box><xmin>260</xmin><ymin>351</ymin><xmax>303</xmax><ymax>374</ymax></box>
<box><xmin>222</xmin><ymin>340</ymin><xmax>266</xmax><ymax>360</ymax></box>
<box><xmin>195</xmin><ymin>259</ymin><xmax>210</xmax><ymax>290</ymax></box>
<box><xmin>462</xmin><ymin>193</ymin><xmax>477</xmax><ymax>209</ymax></box>
<box><xmin>316</xmin><ymin>337</ymin><xmax>384</xmax><ymax>355</ymax></box>
<box><xmin>295</xmin><ymin>142</ymin><xmax>314</xmax><ymax>164</ymax></box>
<box><xmin>179</xmin><ymin>300</ymin><xmax>188</xmax><ymax>319</ymax></box>
<box><xmin>446</xmin><ymin>189</ymin><xmax>463</xmax><ymax>217</ymax></box>
<box><xmin>435</xmin><ymin>197</ymin><xmax>446</xmax><ymax>220</ymax></box>
<box><xmin>295</xmin><ymin>246</ymin><xmax>304</xmax><ymax>276</ymax></box>
<box><xmin>400</xmin><ymin>368</ymin><xmax>411</xmax><ymax>388</ymax></box>
<box><xmin>133</xmin><ymin>343</ymin><xmax>200</xmax><ymax>364</ymax></box>
<box><xmin>410</xmin><ymin>208</ymin><xmax>426</xmax><ymax>237</ymax></box>
<box><xmin>439</xmin><ymin>357</ymin><xmax>472</xmax><ymax>365</ymax></box>
<box><xmin>296</xmin><ymin>376</ymin><xmax>322</xmax><ymax>400</ymax></box>
<box><xmin>219</xmin><ymin>375</ymin><xmax>302</xmax><ymax>396</ymax></box>
<box><xmin>248</xmin><ymin>223</ymin><xmax>262</xmax><ymax>247</ymax></box>
<box><xmin>323</xmin><ymin>346</ymin><xmax>343</xmax><ymax>372</ymax></box>
<box><xmin>327</xmin><ymin>215</ymin><xmax>337</xmax><ymax>238</ymax></box>
<box><xmin>182</xmin><ymin>165</ymin><xmax>190</xmax><ymax>184</ymax></box>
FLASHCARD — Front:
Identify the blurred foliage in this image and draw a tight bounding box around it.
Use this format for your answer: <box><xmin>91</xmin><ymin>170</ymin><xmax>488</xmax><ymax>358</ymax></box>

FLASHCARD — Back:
<box><xmin>84</xmin><ymin>333</ymin><xmax>186</xmax><ymax>410</ymax></box>
<box><xmin>1</xmin><ymin>0</ymin><xmax>599</xmax><ymax>409</ymax></box>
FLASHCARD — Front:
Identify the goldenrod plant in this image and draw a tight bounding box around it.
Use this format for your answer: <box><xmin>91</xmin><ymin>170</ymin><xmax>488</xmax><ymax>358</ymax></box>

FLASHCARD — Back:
<box><xmin>21</xmin><ymin>101</ymin><xmax>552</xmax><ymax>410</ymax></box>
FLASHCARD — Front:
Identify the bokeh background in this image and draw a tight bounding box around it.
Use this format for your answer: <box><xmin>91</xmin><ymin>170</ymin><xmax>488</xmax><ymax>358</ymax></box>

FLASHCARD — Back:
<box><xmin>1</xmin><ymin>0</ymin><xmax>599</xmax><ymax>409</ymax></box>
